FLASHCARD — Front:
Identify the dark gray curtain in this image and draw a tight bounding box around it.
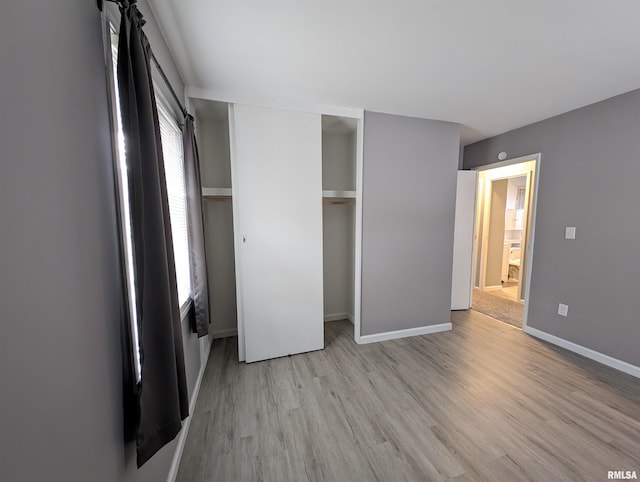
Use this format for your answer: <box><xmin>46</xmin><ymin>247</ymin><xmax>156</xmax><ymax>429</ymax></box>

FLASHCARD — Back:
<box><xmin>183</xmin><ymin>115</ymin><xmax>211</xmax><ymax>337</ymax></box>
<box><xmin>117</xmin><ymin>1</ymin><xmax>189</xmax><ymax>467</ymax></box>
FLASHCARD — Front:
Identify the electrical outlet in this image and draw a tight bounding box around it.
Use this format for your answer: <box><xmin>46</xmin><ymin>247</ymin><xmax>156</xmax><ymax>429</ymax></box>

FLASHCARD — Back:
<box><xmin>558</xmin><ymin>303</ymin><xmax>569</xmax><ymax>317</ymax></box>
<box><xmin>565</xmin><ymin>227</ymin><xmax>576</xmax><ymax>239</ymax></box>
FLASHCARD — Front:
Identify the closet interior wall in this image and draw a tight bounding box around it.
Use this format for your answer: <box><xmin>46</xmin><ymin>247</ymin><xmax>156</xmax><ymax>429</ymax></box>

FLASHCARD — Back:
<box><xmin>194</xmin><ymin>100</ymin><xmax>237</xmax><ymax>338</ymax></box>
<box><xmin>322</xmin><ymin>116</ymin><xmax>357</xmax><ymax>323</ymax></box>
<box><xmin>192</xmin><ymin>103</ymin><xmax>362</xmax><ymax>343</ymax></box>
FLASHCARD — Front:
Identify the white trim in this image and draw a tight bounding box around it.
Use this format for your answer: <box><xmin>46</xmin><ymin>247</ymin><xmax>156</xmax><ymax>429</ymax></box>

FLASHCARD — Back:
<box><xmin>470</xmin><ymin>175</ymin><xmax>483</xmax><ymax>291</ymax></box>
<box><xmin>322</xmin><ymin>190</ymin><xmax>356</xmax><ymax>199</ymax></box>
<box><xmin>478</xmin><ymin>174</ymin><xmax>491</xmax><ymax>291</ymax></box>
<box><xmin>324</xmin><ymin>313</ymin><xmax>353</xmax><ymax>322</ymax></box>
<box><xmin>186</xmin><ymin>86</ymin><xmax>363</xmax><ymax>119</ymax></box>
<box><xmin>154</xmin><ymin>85</ymin><xmax>183</xmax><ymax>128</ymax></box>
<box><xmin>468</xmin><ymin>173</ymin><xmax>478</xmax><ymax>309</ymax></box>
<box><xmin>202</xmin><ymin>187</ymin><xmax>232</xmax><ymax>197</ymax></box>
<box><xmin>482</xmin><ymin>285</ymin><xmax>503</xmax><ymax>291</ymax></box>
<box><xmin>210</xmin><ymin>328</ymin><xmax>238</xmax><ymax>339</ymax></box>
<box><xmin>471</xmin><ymin>153</ymin><xmax>541</xmax><ymax>333</ymax></box>
<box><xmin>473</xmin><ymin>154</ymin><xmax>536</xmax><ymax>172</ymax></box>
<box><xmin>451</xmin><ymin>170</ymin><xmax>477</xmax><ymax>310</ymax></box>
<box><xmin>521</xmin><ymin>155</ymin><xmax>541</xmax><ymax>331</ymax></box>
<box><xmin>523</xmin><ymin>326</ymin><xmax>640</xmax><ymax>379</ymax></box>
<box><xmin>226</xmin><ymin>105</ymin><xmax>364</xmax><ymax>360</ymax></box>
<box><xmin>166</xmin><ymin>338</ymin><xmax>212</xmax><ymax>482</ymax></box>
<box><xmin>353</xmin><ymin>114</ymin><xmax>365</xmax><ymax>344</ymax></box>
<box><xmin>102</xmin><ymin>2</ymin><xmax>120</xmax><ymax>30</ymax></box>
<box><xmin>228</xmin><ymin>104</ymin><xmax>246</xmax><ymax>362</ymax></box>
<box><xmin>516</xmin><ymin>170</ymin><xmax>532</xmax><ymax>301</ymax></box>
<box><xmin>357</xmin><ymin>323</ymin><xmax>452</xmax><ymax>345</ymax></box>
<box><xmin>179</xmin><ymin>298</ymin><xmax>193</xmax><ymax>321</ymax></box>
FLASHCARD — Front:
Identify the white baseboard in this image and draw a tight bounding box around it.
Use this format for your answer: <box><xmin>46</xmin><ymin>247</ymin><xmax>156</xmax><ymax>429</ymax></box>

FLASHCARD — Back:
<box><xmin>324</xmin><ymin>313</ymin><xmax>354</xmax><ymax>323</ymax></box>
<box><xmin>483</xmin><ymin>285</ymin><xmax>503</xmax><ymax>291</ymax></box>
<box><xmin>211</xmin><ymin>328</ymin><xmax>237</xmax><ymax>339</ymax></box>
<box><xmin>167</xmin><ymin>339</ymin><xmax>212</xmax><ymax>482</ymax></box>
<box><xmin>357</xmin><ymin>323</ymin><xmax>452</xmax><ymax>345</ymax></box>
<box><xmin>524</xmin><ymin>326</ymin><xmax>640</xmax><ymax>379</ymax></box>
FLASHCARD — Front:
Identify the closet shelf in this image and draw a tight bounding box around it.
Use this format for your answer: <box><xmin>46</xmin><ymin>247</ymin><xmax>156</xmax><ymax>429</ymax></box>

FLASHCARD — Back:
<box><xmin>202</xmin><ymin>187</ymin><xmax>232</xmax><ymax>203</ymax></box>
<box><xmin>322</xmin><ymin>190</ymin><xmax>356</xmax><ymax>199</ymax></box>
<box><xmin>202</xmin><ymin>187</ymin><xmax>232</xmax><ymax>197</ymax></box>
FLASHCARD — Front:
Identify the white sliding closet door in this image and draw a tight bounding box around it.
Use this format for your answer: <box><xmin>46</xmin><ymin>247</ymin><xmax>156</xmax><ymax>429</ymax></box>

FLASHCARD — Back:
<box><xmin>230</xmin><ymin>104</ymin><xmax>324</xmax><ymax>363</ymax></box>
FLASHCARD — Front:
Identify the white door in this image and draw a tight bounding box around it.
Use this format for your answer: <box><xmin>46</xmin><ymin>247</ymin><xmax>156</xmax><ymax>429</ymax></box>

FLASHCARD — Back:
<box><xmin>451</xmin><ymin>171</ymin><xmax>477</xmax><ymax>310</ymax></box>
<box><xmin>518</xmin><ymin>170</ymin><xmax>533</xmax><ymax>300</ymax></box>
<box><xmin>230</xmin><ymin>104</ymin><xmax>324</xmax><ymax>363</ymax></box>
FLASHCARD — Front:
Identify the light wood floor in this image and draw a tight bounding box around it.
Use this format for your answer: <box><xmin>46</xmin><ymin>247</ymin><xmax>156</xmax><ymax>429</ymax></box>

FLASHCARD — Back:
<box><xmin>177</xmin><ymin>311</ymin><xmax>640</xmax><ymax>481</ymax></box>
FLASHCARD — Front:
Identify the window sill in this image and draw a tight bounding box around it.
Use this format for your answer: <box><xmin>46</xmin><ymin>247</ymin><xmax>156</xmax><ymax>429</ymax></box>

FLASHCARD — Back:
<box><xmin>179</xmin><ymin>297</ymin><xmax>193</xmax><ymax>322</ymax></box>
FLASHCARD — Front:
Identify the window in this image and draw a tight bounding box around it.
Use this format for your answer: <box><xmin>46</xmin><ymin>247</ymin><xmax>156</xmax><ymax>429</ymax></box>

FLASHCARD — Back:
<box><xmin>156</xmin><ymin>96</ymin><xmax>192</xmax><ymax>307</ymax></box>
<box><xmin>107</xmin><ymin>22</ymin><xmax>141</xmax><ymax>381</ymax></box>
<box><xmin>105</xmin><ymin>18</ymin><xmax>192</xmax><ymax>383</ymax></box>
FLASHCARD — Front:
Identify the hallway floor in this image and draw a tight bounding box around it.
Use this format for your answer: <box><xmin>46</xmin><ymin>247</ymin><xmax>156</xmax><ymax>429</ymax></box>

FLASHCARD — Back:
<box><xmin>489</xmin><ymin>280</ymin><xmax>520</xmax><ymax>301</ymax></box>
<box><xmin>471</xmin><ymin>284</ymin><xmax>524</xmax><ymax>329</ymax></box>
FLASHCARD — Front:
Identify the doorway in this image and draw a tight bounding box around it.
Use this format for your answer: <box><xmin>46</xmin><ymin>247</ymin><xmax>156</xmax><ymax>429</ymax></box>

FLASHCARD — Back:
<box><xmin>471</xmin><ymin>156</ymin><xmax>538</xmax><ymax>329</ymax></box>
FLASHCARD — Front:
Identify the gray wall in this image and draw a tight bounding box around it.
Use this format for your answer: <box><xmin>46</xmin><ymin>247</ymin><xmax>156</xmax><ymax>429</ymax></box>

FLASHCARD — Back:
<box><xmin>323</xmin><ymin>206</ymin><xmax>355</xmax><ymax>318</ymax></box>
<box><xmin>0</xmin><ymin>1</ymin><xmax>205</xmax><ymax>481</ymax></box>
<box><xmin>361</xmin><ymin>111</ymin><xmax>460</xmax><ymax>336</ymax></box>
<box><xmin>464</xmin><ymin>88</ymin><xmax>640</xmax><ymax>367</ymax></box>
<box><xmin>198</xmin><ymin>116</ymin><xmax>232</xmax><ymax>189</ymax></box>
<box><xmin>322</xmin><ymin>130</ymin><xmax>357</xmax><ymax>191</ymax></box>
<box><xmin>486</xmin><ymin>179</ymin><xmax>507</xmax><ymax>287</ymax></box>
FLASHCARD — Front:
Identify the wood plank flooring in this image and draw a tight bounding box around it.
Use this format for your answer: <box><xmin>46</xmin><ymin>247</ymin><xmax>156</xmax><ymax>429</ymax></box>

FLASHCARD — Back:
<box><xmin>177</xmin><ymin>311</ymin><xmax>640</xmax><ymax>481</ymax></box>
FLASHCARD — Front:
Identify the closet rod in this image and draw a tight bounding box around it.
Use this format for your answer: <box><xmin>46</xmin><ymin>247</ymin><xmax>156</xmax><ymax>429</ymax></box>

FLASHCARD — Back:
<box><xmin>322</xmin><ymin>200</ymin><xmax>356</xmax><ymax>206</ymax></box>
<box><xmin>150</xmin><ymin>54</ymin><xmax>188</xmax><ymax>118</ymax></box>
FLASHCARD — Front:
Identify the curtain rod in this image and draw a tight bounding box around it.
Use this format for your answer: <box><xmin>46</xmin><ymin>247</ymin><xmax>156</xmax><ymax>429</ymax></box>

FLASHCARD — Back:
<box><xmin>98</xmin><ymin>0</ymin><xmax>189</xmax><ymax>119</ymax></box>
<box><xmin>150</xmin><ymin>54</ymin><xmax>188</xmax><ymax>118</ymax></box>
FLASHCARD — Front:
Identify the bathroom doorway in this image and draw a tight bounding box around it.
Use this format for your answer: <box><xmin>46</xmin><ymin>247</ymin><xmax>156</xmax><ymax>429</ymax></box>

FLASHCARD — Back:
<box><xmin>471</xmin><ymin>156</ymin><xmax>538</xmax><ymax>329</ymax></box>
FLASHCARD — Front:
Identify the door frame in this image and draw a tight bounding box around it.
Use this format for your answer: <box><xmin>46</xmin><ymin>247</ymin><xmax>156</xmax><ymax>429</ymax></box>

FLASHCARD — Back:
<box><xmin>471</xmin><ymin>153</ymin><xmax>541</xmax><ymax>330</ymax></box>
<box><xmin>229</xmin><ymin>104</ymin><xmax>325</xmax><ymax>363</ymax></box>
<box><xmin>193</xmin><ymin>92</ymin><xmax>365</xmax><ymax>352</ymax></box>
<box><xmin>451</xmin><ymin>170</ymin><xmax>478</xmax><ymax>310</ymax></box>
<box><xmin>228</xmin><ymin>103</ymin><xmax>365</xmax><ymax>361</ymax></box>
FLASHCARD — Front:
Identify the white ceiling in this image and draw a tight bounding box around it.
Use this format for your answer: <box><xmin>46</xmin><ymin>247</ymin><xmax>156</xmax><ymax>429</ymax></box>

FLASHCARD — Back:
<box><xmin>149</xmin><ymin>0</ymin><xmax>640</xmax><ymax>145</ymax></box>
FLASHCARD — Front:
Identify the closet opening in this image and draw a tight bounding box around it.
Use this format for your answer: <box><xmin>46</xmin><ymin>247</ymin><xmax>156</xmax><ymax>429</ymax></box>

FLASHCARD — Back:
<box><xmin>321</xmin><ymin>115</ymin><xmax>358</xmax><ymax>340</ymax></box>
<box><xmin>190</xmin><ymin>100</ymin><xmax>364</xmax><ymax>358</ymax></box>
<box><xmin>191</xmin><ymin>99</ymin><xmax>238</xmax><ymax>348</ymax></box>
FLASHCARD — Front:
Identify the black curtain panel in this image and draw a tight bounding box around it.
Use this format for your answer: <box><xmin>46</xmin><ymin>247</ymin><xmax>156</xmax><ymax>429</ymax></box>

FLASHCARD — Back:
<box><xmin>116</xmin><ymin>1</ymin><xmax>189</xmax><ymax>467</ymax></box>
<box><xmin>183</xmin><ymin>115</ymin><xmax>211</xmax><ymax>337</ymax></box>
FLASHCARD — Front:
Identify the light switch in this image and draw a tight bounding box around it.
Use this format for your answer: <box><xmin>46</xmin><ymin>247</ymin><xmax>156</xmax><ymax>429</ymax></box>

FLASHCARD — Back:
<box><xmin>565</xmin><ymin>227</ymin><xmax>576</xmax><ymax>239</ymax></box>
<box><xmin>558</xmin><ymin>303</ymin><xmax>569</xmax><ymax>317</ymax></box>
